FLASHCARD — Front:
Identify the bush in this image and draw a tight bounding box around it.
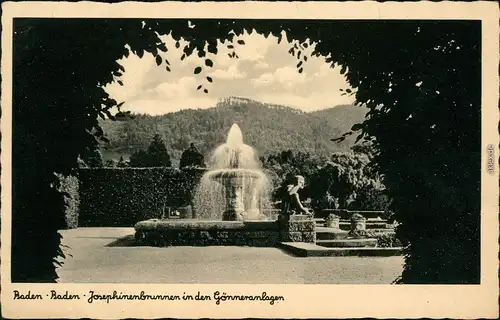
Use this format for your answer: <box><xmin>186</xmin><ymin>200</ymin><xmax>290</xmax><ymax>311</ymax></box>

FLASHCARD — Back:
<box><xmin>376</xmin><ymin>233</ymin><xmax>402</xmax><ymax>248</ymax></box>
<box><xmin>348</xmin><ymin>229</ymin><xmax>402</xmax><ymax>248</ymax></box>
<box><xmin>78</xmin><ymin>167</ymin><xmax>205</xmax><ymax>227</ymax></box>
<box><xmin>55</xmin><ymin>173</ymin><xmax>80</xmax><ymax>229</ymax></box>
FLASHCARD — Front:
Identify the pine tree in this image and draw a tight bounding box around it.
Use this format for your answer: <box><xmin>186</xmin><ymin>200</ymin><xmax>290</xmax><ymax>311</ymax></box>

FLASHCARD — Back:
<box><xmin>129</xmin><ymin>150</ymin><xmax>149</xmax><ymax>167</ymax></box>
<box><xmin>179</xmin><ymin>143</ymin><xmax>205</xmax><ymax>168</ymax></box>
<box><xmin>146</xmin><ymin>134</ymin><xmax>172</xmax><ymax>167</ymax></box>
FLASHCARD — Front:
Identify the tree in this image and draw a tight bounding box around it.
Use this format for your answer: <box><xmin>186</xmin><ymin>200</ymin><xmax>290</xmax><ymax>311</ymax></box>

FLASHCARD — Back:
<box><xmin>308</xmin><ymin>152</ymin><xmax>380</xmax><ymax>209</ymax></box>
<box><xmin>104</xmin><ymin>159</ymin><xmax>117</xmax><ymax>167</ymax></box>
<box><xmin>129</xmin><ymin>150</ymin><xmax>149</xmax><ymax>167</ymax></box>
<box><xmin>12</xmin><ymin>18</ymin><xmax>480</xmax><ymax>284</ymax></box>
<box><xmin>81</xmin><ymin>145</ymin><xmax>103</xmax><ymax>168</ymax></box>
<box><xmin>179</xmin><ymin>143</ymin><xmax>205</xmax><ymax>168</ymax></box>
<box><xmin>146</xmin><ymin>134</ymin><xmax>172</xmax><ymax>167</ymax></box>
<box><xmin>117</xmin><ymin>156</ymin><xmax>127</xmax><ymax>168</ymax></box>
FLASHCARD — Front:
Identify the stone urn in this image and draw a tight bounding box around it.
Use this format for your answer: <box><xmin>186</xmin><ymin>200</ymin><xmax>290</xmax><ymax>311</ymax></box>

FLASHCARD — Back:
<box><xmin>350</xmin><ymin>213</ymin><xmax>366</xmax><ymax>231</ymax></box>
<box><xmin>325</xmin><ymin>214</ymin><xmax>340</xmax><ymax>229</ymax></box>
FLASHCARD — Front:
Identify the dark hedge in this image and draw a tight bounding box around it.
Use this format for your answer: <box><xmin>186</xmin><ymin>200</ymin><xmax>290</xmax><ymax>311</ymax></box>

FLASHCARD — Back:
<box><xmin>78</xmin><ymin>167</ymin><xmax>205</xmax><ymax>227</ymax></box>
<box><xmin>55</xmin><ymin>173</ymin><xmax>80</xmax><ymax>229</ymax></box>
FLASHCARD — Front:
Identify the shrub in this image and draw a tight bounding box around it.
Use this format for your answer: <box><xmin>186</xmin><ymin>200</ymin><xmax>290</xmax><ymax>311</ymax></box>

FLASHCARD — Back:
<box><xmin>376</xmin><ymin>233</ymin><xmax>402</xmax><ymax>248</ymax></box>
<box><xmin>348</xmin><ymin>229</ymin><xmax>402</xmax><ymax>248</ymax></box>
<box><xmin>78</xmin><ymin>167</ymin><xmax>205</xmax><ymax>227</ymax></box>
<box><xmin>55</xmin><ymin>173</ymin><xmax>80</xmax><ymax>229</ymax></box>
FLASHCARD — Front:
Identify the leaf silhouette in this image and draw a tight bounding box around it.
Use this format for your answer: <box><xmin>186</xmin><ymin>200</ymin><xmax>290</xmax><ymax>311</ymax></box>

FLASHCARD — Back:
<box><xmin>194</xmin><ymin>66</ymin><xmax>202</xmax><ymax>74</ymax></box>
<box><xmin>227</xmin><ymin>44</ymin><xmax>234</xmax><ymax>49</ymax></box>
<box><xmin>203</xmin><ymin>89</ymin><xmax>208</xmax><ymax>94</ymax></box>
<box><xmin>197</xmin><ymin>85</ymin><xmax>202</xmax><ymax>90</ymax></box>
<box><xmin>175</xmin><ymin>41</ymin><xmax>180</xmax><ymax>48</ymax></box>
<box><xmin>166</xmin><ymin>66</ymin><xmax>171</xmax><ymax>72</ymax></box>
<box><xmin>206</xmin><ymin>76</ymin><xmax>213</xmax><ymax>83</ymax></box>
<box><xmin>205</xmin><ymin>59</ymin><xmax>213</xmax><ymax>67</ymax></box>
<box><xmin>298</xmin><ymin>67</ymin><xmax>303</xmax><ymax>74</ymax></box>
<box><xmin>155</xmin><ymin>55</ymin><xmax>162</xmax><ymax>66</ymax></box>
<box><xmin>237</xmin><ymin>40</ymin><xmax>245</xmax><ymax>45</ymax></box>
<box><xmin>340</xmin><ymin>64</ymin><xmax>347</xmax><ymax>74</ymax></box>
<box><xmin>351</xmin><ymin>123</ymin><xmax>363</xmax><ymax>131</ymax></box>
<box><xmin>158</xmin><ymin>43</ymin><xmax>168</xmax><ymax>52</ymax></box>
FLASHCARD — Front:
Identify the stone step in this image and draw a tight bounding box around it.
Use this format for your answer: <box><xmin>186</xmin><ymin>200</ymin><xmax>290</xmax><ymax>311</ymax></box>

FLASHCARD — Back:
<box><xmin>315</xmin><ymin>224</ymin><xmax>393</xmax><ymax>231</ymax></box>
<box><xmin>316</xmin><ymin>238</ymin><xmax>378</xmax><ymax>248</ymax></box>
<box><xmin>315</xmin><ymin>227</ymin><xmax>350</xmax><ymax>240</ymax></box>
<box><xmin>315</xmin><ymin>218</ymin><xmax>388</xmax><ymax>223</ymax></box>
<box><xmin>279</xmin><ymin>242</ymin><xmax>403</xmax><ymax>257</ymax></box>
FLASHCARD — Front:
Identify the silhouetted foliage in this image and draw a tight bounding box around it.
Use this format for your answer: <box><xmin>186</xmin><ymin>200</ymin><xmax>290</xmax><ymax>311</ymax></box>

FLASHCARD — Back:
<box><xmin>81</xmin><ymin>145</ymin><xmax>104</xmax><ymax>168</ymax></box>
<box><xmin>117</xmin><ymin>156</ymin><xmax>128</xmax><ymax>168</ymax></box>
<box><xmin>128</xmin><ymin>134</ymin><xmax>172</xmax><ymax>167</ymax></box>
<box><xmin>12</xmin><ymin>19</ymin><xmax>480</xmax><ymax>284</ymax></box>
<box><xmin>179</xmin><ymin>143</ymin><xmax>206</xmax><ymax>168</ymax></box>
<box><xmin>129</xmin><ymin>150</ymin><xmax>149</xmax><ymax>167</ymax></box>
<box><xmin>146</xmin><ymin>134</ymin><xmax>172</xmax><ymax>167</ymax></box>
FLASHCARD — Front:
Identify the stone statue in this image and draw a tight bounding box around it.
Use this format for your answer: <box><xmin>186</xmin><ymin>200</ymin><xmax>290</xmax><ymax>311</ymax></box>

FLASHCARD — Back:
<box><xmin>179</xmin><ymin>143</ymin><xmax>205</xmax><ymax>168</ymax></box>
<box><xmin>281</xmin><ymin>175</ymin><xmax>313</xmax><ymax>216</ymax></box>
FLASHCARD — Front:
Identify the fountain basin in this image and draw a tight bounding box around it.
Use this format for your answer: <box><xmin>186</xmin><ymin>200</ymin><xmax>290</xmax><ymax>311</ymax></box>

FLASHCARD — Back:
<box><xmin>135</xmin><ymin>219</ymin><xmax>281</xmax><ymax>247</ymax></box>
<box><xmin>208</xmin><ymin>168</ymin><xmax>264</xmax><ymax>180</ymax></box>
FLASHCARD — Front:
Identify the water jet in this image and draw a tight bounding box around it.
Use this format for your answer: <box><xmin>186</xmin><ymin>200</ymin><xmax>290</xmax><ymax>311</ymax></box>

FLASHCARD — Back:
<box><xmin>193</xmin><ymin>124</ymin><xmax>272</xmax><ymax>221</ymax></box>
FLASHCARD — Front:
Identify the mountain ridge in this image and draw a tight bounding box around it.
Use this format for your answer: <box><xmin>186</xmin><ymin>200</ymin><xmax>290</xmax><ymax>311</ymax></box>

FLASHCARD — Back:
<box><xmin>99</xmin><ymin>97</ymin><xmax>368</xmax><ymax>165</ymax></box>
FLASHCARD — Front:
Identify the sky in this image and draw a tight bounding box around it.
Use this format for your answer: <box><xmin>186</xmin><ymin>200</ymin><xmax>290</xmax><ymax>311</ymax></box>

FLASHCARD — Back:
<box><xmin>104</xmin><ymin>30</ymin><xmax>355</xmax><ymax>115</ymax></box>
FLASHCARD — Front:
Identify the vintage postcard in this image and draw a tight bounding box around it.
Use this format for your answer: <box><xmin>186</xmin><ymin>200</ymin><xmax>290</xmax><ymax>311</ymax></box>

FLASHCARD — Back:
<box><xmin>1</xmin><ymin>1</ymin><xmax>499</xmax><ymax>318</ymax></box>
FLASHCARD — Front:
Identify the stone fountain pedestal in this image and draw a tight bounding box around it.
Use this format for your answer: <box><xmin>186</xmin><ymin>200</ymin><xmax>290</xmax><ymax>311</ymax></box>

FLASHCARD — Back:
<box><xmin>212</xmin><ymin>169</ymin><xmax>261</xmax><ymax>221</ymax></box>
<box><xmin>222</xmin><ymin>183</ymin><xmax>245</xmax><ymax>221</ymax></box>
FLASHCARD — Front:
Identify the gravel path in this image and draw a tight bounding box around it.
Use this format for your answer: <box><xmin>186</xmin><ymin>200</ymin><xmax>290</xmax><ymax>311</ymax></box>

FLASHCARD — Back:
<box><xmin>57</xmin><ymin>228</ymin><xmax>403</xmax><ymax>284</ymax></box>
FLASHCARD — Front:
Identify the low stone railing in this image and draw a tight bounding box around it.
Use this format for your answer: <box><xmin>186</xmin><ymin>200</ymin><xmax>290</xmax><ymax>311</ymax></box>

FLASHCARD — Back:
<box><xmin>134</xmin><ymin>213</ymin><xmax>317</xmax><ymax>247</ymax></box>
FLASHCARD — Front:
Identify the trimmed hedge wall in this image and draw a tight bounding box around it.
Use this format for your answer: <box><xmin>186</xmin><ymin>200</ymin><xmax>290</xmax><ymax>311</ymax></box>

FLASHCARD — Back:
<box><xmin>78</xmin><ymin>168</ymin><xmax>205</xmax><ymax>227</ymax></box>
<box><xmin>55</xmin><ymin>173</ymin><xmax>80</xmax><ymax>229</ymax></box>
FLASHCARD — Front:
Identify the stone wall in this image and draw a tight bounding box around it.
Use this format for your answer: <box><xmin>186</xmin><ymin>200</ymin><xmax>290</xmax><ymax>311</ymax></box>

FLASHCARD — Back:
<box><xmin>135</xmin><ymin>220</ymin><xmax>281</xmax><ymax>247</ymax></box>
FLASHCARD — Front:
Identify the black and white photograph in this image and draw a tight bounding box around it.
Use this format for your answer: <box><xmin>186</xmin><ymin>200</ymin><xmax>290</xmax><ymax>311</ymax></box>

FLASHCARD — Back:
<box><xmin>1</xmin><ymin>1</ymin><xmax>498</xmax><ymax>318</ymax></box>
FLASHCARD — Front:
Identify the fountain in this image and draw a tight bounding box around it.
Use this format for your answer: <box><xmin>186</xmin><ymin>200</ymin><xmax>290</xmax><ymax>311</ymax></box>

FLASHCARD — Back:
<box><xmin>193</xmin><ymin>124</ymin><xmax>271</xmax><ymax>221</ymax></box>
<box><xmin>134</xmin><ymin>123</ymin><xmax>288</xmax><ymax>247</ymax></box>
